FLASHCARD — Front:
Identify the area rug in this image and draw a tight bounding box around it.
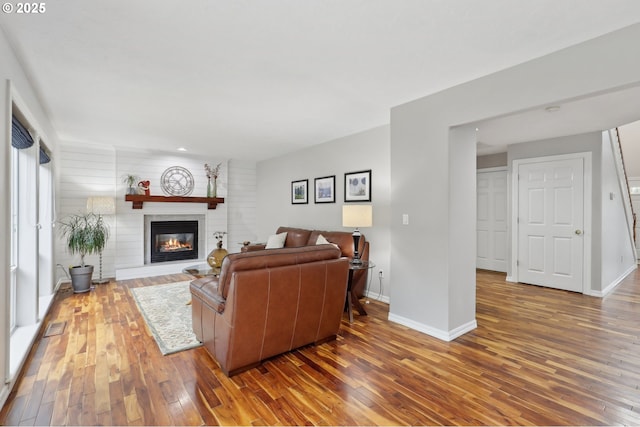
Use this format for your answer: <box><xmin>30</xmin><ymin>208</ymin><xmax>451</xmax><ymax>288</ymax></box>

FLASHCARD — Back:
<box><xmin>130</xmin><ymin>281</ymin><xmax>202</xmax><ymax>355</ymax></box>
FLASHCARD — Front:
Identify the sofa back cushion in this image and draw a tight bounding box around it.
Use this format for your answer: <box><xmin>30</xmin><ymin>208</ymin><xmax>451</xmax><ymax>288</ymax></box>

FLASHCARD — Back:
<box><xmin>217</xmin><ymin>244</ymin><xmax>341</xmax><ymax>299</ymax></box>
<box><xmin>276</xmin><ymin>226</ymin><xmax>312</xmax><ymax>247</ymax></box>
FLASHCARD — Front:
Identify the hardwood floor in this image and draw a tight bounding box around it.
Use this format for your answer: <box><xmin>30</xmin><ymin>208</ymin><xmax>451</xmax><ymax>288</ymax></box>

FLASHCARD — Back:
<box><xmin>2</xmin><ymin>269</ymin><xmax>640</xmax><ymax>425</ymax></box>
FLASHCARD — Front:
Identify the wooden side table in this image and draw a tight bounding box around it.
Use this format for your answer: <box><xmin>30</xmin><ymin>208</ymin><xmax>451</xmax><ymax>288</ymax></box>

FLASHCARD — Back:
<box><xmin>346</xmin><ymin>260</ymin><xmax>375</xmax><ymax>323</ymax></box>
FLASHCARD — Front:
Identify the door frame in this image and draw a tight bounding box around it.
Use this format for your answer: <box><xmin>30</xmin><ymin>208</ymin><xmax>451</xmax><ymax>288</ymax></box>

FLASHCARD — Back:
<box><xmin>510</xmin><ymin>152</ymin><xmax>592</xmax><ymax>293</ymax></box>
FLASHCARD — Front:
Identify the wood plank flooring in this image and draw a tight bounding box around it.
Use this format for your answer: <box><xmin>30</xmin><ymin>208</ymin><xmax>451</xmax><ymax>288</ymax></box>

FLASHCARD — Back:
<box><xmin>2</xmin><ymin>269</ymin><xmax>640</xmax><ymax>425</ymax></box>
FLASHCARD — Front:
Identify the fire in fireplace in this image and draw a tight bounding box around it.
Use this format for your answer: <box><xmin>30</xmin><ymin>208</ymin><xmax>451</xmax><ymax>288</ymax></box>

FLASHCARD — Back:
<box><xmin>150</xmin><ymin>220</ymin><xmax>199</xmax><ymax>263</ymax></box>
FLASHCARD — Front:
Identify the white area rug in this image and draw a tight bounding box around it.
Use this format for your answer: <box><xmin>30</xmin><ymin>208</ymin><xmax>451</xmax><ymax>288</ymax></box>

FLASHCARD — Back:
<box><xmin>130</xmin><ymin>281</ymin><xmax>202</xmax><ymax>355</ymax></box>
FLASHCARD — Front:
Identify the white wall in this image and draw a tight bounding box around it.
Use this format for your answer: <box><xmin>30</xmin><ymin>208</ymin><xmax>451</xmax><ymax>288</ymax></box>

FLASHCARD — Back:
<box><xmin>56</xmin><ymin>142</ymin><xmax>117</xmax><ymax>279</ymax></box>
<box><xmin>256</xmin><ymin>125</ymin><xmax>391</xmax><ymax>300</ymax></box>
<box><xmin>227</xmin><ymin>159</ymin><xmax>258</xmax><ymax>250</ymax></box>
<box><xmin>390</xmin><ymin>24</ymin><xmax>640</xmax><ymax>340</ymax></box>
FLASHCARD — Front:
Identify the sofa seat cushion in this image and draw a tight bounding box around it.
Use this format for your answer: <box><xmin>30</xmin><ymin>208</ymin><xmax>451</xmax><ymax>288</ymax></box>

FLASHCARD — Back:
<box><xmin>190</xmin><ymin>277</ymin><xmax>226</xmax><ymax>313</ymax></box>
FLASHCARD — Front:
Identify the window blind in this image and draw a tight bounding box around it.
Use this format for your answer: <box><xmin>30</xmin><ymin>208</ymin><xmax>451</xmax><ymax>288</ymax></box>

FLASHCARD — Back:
<box><xmin>11</xmin><ymin>115</ymin><xmax>34</xmax><ymax>149</ymax></box>
<box><xmin>39</xmin><ymin>147</ymin><xmax>51</xmax><ymax>164</ymax></box>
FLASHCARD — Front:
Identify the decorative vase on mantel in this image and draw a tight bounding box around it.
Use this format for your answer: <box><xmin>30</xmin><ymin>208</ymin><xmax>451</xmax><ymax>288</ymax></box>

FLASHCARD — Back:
<box><xmin>207</xmin><ymin>239</ymin><xmax>228</xmax><ymax>269</ymax></box>
<box><xmin>207</xmin><ymin>177</ymin><xmax>217</xmax><ymax>198</ymax></box>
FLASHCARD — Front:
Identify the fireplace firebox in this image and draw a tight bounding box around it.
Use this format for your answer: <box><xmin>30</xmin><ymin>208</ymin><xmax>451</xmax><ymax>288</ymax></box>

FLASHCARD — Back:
<box><xmin>150</xmin><ymin>220</ymin><xmax>199</xmax><ymax>263</ymax></box>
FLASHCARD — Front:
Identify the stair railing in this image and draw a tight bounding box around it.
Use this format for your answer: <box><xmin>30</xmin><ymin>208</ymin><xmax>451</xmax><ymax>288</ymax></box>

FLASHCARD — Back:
<box><xmin>609</xmin><ymin>128</ymin><xmax>637</xmax><ymax>264</ymax></box>
<box><xmin>615</xmin><ymin>128</ymin><xmax>637</xmax><ymax>244</ymax></box>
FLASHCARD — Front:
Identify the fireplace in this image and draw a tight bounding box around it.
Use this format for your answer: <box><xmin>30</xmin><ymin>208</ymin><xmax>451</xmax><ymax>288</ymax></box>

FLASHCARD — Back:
<box><xmin>150</xmin><ymin>220</ymin><xmax>199</xmax><ymax>263</ymax></box>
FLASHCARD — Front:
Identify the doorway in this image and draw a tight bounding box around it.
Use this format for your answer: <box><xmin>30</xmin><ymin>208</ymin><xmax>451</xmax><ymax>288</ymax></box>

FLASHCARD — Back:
<box><xmin>512</xmin><ymin>153</ymin><xmax>592</xmax><ymax>293</ymax></box>
<box><xmin>477</xmin><ymin>168</ymin><xmax>507</xmax><ymax>272</ymax></box>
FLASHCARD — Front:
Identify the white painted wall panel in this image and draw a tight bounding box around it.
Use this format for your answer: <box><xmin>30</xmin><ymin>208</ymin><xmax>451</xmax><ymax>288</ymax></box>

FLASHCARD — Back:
<box><xmin>227</xmin><ymin>159</ymin><xmax>257</xmax><ymax>253</ymax></box>
<box><xmin>56</xmin><ymin>143</ymin><xmax>116</xmax><ymax>282</ymax></box>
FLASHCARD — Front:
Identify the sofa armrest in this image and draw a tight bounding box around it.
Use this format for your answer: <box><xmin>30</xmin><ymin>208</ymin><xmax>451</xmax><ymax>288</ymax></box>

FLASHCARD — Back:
<box><xmin>190</xmin><ymin>277</ymin><xmax>226</xmax><ymax>313</ymax></box>
<box><xmin>240</xmin><ymin>243</ymin><xmax>267</xmax><ymax>253</ymax></box>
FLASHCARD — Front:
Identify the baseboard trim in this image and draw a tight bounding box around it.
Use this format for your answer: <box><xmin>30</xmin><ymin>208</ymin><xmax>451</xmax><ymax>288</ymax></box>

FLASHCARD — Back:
<box><xmin>387</xmin><ymin>313</ymin><xmax>477</xmax><ymax>342</ymax></box>
<box><xmin>363</xmin><ymin>291</ymin><xmax>389</xmax><ymax>304</ymax></box>
<box><xmin>115</xmin><ymin>259</ymin><xmax>207</xmax><ymax>280</ymax></box>
<box><xmin>586</xmin><ymin>263</ymin><xmax>638</xmax><ymax>297</ymax></box>
<box><xmin>55</xmin><ymin>278</ymin><xmax>70</xmax><ymax>291</ymax></box>
<box><xmin>0</xmin><ymin>384</ymin><xmax>10</xmax><ymax>414</ymax></box>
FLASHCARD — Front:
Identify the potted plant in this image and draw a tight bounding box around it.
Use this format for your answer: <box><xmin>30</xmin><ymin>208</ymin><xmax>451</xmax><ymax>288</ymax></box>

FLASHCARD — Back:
<box><xmin>59</xmin><ymin>212</ymin><xmax>110</xmax><ymax>293</ymax></box>
<box><xmin>122</xmin><ymin>174</ymin><xmax>139</xmax><ymax>195</ymax></box>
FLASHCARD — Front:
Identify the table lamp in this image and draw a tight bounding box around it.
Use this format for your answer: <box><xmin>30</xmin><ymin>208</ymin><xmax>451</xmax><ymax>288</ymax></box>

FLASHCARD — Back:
<box><xmin>86</xmin><ymin>196</ymin><xmax>115</xmax><ymax>284</ymax></box>
<box><xmin>342</xmin><ymin>205</ymin><xmax>372</xmax><ymax>265</ymax></box>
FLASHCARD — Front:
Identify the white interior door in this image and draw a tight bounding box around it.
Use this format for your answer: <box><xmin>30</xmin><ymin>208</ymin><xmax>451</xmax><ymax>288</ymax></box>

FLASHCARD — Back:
<box><xmin>517</xmin><ymin>157</ymin><xmax>585</xmax><ymax>292</ymax></box>
<box><xmin>477</xmin><ymin>169</ymin><xmax>507</xmax><ymax>272</ymax></box>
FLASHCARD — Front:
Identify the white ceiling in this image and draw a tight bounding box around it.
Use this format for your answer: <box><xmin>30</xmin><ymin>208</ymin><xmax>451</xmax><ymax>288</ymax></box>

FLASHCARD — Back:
<box><xmin>474</xmin><ymin>85</ymin><xmax>640</xmax><ymax>155</ymax></box>
<box><xmin>2</xmin><ymin>0</ymin><xmax>640</xmax><ymax>161</ymax></box>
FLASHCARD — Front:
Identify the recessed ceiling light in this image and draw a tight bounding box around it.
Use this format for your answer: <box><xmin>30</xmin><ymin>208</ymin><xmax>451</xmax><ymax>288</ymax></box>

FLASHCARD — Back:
<box><xmin>177</xmin><ymin>147</ymin><xmax>187</xmax><ymax>152</ymax></box>
<box><xmin>545</xmin><ymin>105</ymin><xmax>561</xmax><ymax>113</ymax></box>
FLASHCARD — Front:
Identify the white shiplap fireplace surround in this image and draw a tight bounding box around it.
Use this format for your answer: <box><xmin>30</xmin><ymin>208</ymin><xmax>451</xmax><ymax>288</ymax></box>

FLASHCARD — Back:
<box><xmin>114</xmin><ymin>197</ymin><xmax>227</xmax><ymax>281</ymax></box>
<box><xmin>113</xmin><ymin>150</ymin><xmax>229</xmax><ymax>280</ymax></box>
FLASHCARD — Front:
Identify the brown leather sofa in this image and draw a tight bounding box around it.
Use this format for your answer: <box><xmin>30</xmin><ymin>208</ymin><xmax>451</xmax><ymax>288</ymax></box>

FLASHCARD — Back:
<box><xmin>190</xmin><ymin>244</ymin><xmax>349</xmax><ymax>376</ymax></box>
<box><xmin>242</xmin><ymin>226</ymin><xmax>370</xmax><ymax>298</ymax></box>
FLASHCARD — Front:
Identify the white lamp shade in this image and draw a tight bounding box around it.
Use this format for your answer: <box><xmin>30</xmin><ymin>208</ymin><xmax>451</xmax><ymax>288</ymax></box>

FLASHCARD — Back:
<box><xmin>86</xmin><ymin>196</ymin><xmax>115</xmax><ymax>215</ymax></box>
<box><xmin>342</xmin><ymin>205</ymin><xmax>373</xmax><ymax>228</ymax></box>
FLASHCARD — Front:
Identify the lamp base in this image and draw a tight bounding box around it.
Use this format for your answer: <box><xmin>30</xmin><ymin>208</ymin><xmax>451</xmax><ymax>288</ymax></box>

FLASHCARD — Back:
<box><xmin>93</xmin><ymin>251</ymin><xmax>109</xmax><ymax>284</ymax></box>
<box><xmin>351</xmin><ymin>228</ymin><xmax>362</xmax><ymax>265</ymax></box>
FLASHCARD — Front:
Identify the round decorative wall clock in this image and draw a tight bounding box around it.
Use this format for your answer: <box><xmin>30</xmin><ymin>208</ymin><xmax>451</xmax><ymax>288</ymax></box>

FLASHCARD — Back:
<box><xmin>160</xmin><ymin>166</ymin><xmax>194</xmax><ymax>196</ymax></box>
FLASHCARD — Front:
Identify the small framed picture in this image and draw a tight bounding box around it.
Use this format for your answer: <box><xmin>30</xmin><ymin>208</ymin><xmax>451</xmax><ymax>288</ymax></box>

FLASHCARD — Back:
<box><xmin>291</xmin><ymin>179</ymin><xmax>308</xmax><ymax>204</ymax></box>
<box><xmin>344</xmin><ymin>169</ymin><xmax>371</xmax><ymax>202</ymax></box>
<box><xmin>314</xmin><ymin>175</ymin><xmax>335</xmax><ymax>203</ymax></box>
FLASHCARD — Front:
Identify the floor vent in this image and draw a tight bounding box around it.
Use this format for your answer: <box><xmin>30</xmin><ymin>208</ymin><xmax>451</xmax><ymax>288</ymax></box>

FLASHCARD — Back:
<box><xmin>43</xmin><ymin>321</ymin><xmax>66</xmax><ymax>337</ymax></box>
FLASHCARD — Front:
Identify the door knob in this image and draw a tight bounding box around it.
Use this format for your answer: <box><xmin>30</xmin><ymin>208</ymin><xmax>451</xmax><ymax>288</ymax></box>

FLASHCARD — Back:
<box><xmin>575</xmin><ymin>229</ymin><xmax>582</xmax><ymax>235</ymax></box>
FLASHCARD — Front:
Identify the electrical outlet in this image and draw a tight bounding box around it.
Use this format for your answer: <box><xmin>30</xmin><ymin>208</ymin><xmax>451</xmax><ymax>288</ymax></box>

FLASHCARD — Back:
<box><xmin>379</xmin><ymin>270</ymin><xmax>384</xmax><ymax>278</ymax></box>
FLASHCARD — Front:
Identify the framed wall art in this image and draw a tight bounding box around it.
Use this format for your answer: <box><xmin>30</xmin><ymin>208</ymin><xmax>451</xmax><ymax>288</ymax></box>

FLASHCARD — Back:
<box><xmin>314</xmin><ymin>175</ymin><xmax>335</xmax><ymax>203</ymax></box>
<box><xmin>291</xmin><ymin>179</ymin><xmax>308</xmax><ymax>204</ymax></box>
<box><xmin>344</xmin><ymin>169</ymin><xmax>371</xmax><ymax>202</ymax></box>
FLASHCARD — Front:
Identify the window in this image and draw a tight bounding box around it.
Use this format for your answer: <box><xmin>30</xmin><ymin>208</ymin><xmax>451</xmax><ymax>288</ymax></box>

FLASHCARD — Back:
<box><xmin>9</xmin><ymin>147</ymin><xmax>18</xmax><ymax>332</ymax></box>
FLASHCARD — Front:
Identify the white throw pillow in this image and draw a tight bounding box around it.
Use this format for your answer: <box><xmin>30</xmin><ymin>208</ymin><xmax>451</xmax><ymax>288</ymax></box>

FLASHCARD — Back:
<box><xmin>265</xmin><ymin>232</ymin><xmax>287</xmax><ymax>249</ymax></box>
<box><xmin>316</xmin><ymin>234</ymin><xmax>340</xmax><ymax>250</ymax></box>
<box><xmin>316</xmin><ymin>234</ymin><xmax>331</xmax><ymax>245</ymax></box>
